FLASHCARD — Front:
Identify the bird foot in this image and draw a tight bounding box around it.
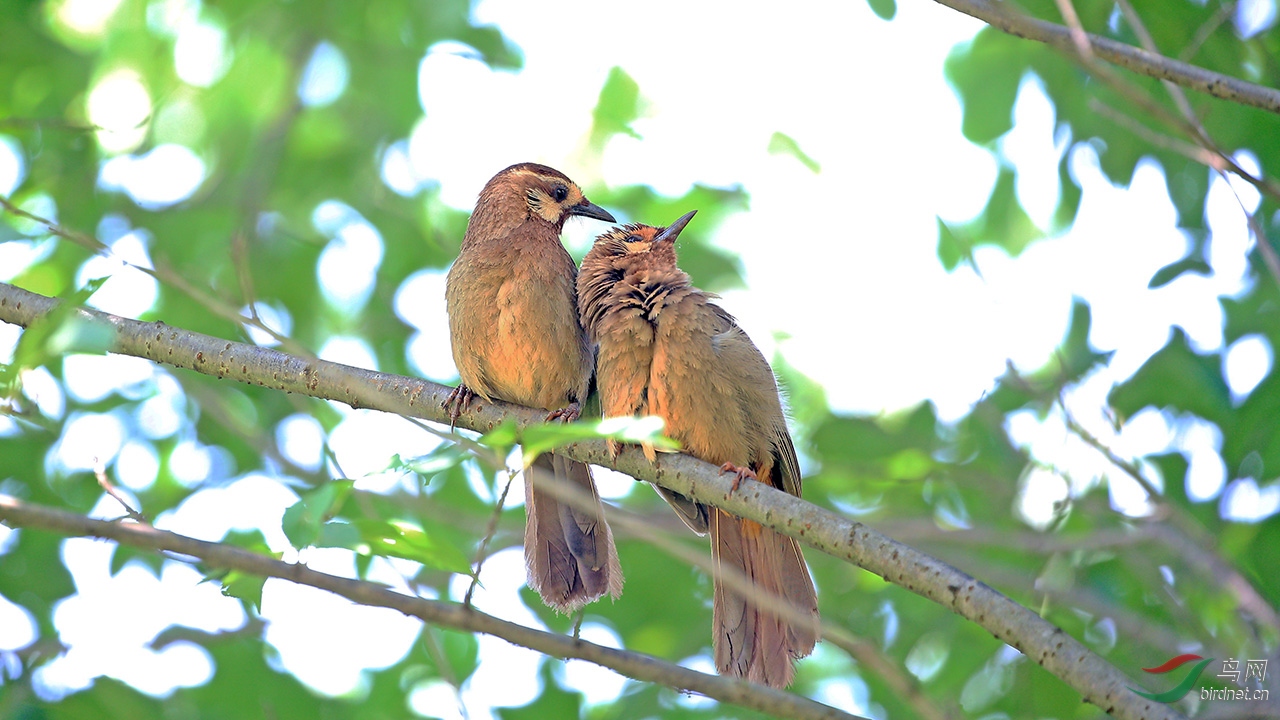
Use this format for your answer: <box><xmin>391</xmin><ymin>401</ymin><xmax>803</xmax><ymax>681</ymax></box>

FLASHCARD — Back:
<box><xmin>546</xmin><ymin>401</ymin><xmax>581</xmax><ymax>424</ymax></box>
<box><xmin>719</xmin><ymin>462</ymin><xmax>757</xmax><ymax>492</ymax></box>
<box><xmin>442</xmin><ymin>384</ymin><xmax>477</xmax><ymax>428</ymax></box>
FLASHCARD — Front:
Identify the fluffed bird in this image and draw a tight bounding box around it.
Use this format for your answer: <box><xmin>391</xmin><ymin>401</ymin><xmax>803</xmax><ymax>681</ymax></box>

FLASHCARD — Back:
<box><xmin>444</xmin><ymin>162</ymin><xmax>622</xmax><ymax>613</ymax></box>
<box><xmin>577</xmin><ymin>211</ymin><xmax>819</xmax><ymax>688</ymax></box>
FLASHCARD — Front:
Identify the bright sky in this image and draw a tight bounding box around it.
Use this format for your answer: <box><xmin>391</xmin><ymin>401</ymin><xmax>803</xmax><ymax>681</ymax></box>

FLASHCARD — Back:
<box><xmin>1</xmin><ymin>0</ymin><xmax>1278</xmax><ymax>717</ymax></box>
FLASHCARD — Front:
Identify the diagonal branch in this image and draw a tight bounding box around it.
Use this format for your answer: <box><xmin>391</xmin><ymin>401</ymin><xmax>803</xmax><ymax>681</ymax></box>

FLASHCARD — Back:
<box><xmin>935</xmin><ymin>0</ymin><xmax>1280</xmax><ymax>116</ymax></box>
<box><xmin>0</xmin><ymin>495</ymin><xmax>859</xmax><ymax>720</ymax></box>
<box><xmin>0</xmin><ymin>281</ymin><xmax>1186</xmax><ymax>720</ymax></box>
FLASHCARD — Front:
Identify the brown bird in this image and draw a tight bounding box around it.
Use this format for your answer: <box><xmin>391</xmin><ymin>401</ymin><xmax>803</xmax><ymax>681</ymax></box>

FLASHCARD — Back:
<box><xmin>444</xmin><ymin>162</ymin><xmax>622</xmax><ymax>613</ymax></box>
<box><xmin>577</xmin><ymin>211</ymin><xmax>819</xmax><ymax>688</ymax></box>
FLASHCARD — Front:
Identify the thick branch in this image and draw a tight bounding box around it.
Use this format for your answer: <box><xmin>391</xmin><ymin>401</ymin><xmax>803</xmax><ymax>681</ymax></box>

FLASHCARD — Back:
<box><xmin>0</xmin><ymin>281</ymin><xmax>1184</xmax><ymax>720</ymax></box>
<box><xmin>936</xmin><ymin>0</ymin><xmax>1280</xmax><ymax>116</ymax></box>
<box><xmin>0</xmin><ymin>496</ymin><xmax>856</xmax><ymax>720</ymax></box>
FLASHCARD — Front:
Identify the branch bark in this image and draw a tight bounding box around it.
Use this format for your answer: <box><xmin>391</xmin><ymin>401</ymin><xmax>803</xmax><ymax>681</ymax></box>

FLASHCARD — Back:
<box><xmin>935</xmin><ymin>0</ymin><xmax>1280</xmax><ymax>117</ymax></box>
<box><xmin>0</xmin><ymin>495</ymin><xmax>858</xmax><ymax>720</ymax></box>
<box><xmin>0</xmin><ymin>281</ymin><xmax>1185</xmax><ymax>720</ymax></box>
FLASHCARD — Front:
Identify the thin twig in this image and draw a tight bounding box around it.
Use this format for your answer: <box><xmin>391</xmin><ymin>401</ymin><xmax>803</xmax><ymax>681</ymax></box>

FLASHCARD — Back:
<box><xmin>1180</xmin><ymin>2</ymin><xmax>1236</xmax><ymax>63</ymax></box>
<box><xmin>1088</xmin><ymin>99</ymin><xmax>1226</xmax><ymax>170</ymax></box>
<box><xmin>464</xmin><ymin>469</ymin><xmax>516</xmax><ymax>607</ymax></box>
<box><xmin>1052</xmin><ymin>0</ymin><xmax>1093</xmax><ymax>61</ymax></box>
<box><xmin>94</xmin><ymin>459</ymin><xmax>148</xmax><ymax>523</ymax></box>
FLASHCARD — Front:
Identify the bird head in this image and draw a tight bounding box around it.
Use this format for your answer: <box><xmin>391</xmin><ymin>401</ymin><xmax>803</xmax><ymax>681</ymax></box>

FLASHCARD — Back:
<box><xmin>477</xmin><ymin>162</ymin><xmax>615</xmax><ymax>231</ymax></box>
<box><xmin>584</xmin><ymin>210</ymin><xmax>697</xmax><ymax>270</ymax></box>
<box><xmin>578</xmin><ymin>211</ymin><xmax>698</xmax><ymax>334</ymax></box>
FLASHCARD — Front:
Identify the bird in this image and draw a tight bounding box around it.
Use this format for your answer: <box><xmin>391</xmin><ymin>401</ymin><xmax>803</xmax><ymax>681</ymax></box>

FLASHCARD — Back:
<box><xmin>577</xmin><ymin>210</ymin><xmax>819</xmax><ymax>688</ymax></box>
<box><xmin>444</xmin><ymin>162</ymin><xmax>623</xmax><ymax>613</ymax></box>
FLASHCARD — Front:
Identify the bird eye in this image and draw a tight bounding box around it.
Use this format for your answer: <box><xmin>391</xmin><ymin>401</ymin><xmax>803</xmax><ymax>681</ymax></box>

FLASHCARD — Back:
<box><xmin>624</xmin><ymin>234</ymin><xmax>642</xmax><ymax>243</ymax></box>
<box><xmin>552</xmin><ymin>184</ymin><xmax>569</xmax><ymax>203</ymax></box>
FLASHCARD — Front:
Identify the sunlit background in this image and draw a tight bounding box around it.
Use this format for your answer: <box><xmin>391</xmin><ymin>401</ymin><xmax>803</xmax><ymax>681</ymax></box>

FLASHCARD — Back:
<box><xmin>1</xmin><ymin>0</ymin><xmax>1278</xmax><ymax>717</ymax></box>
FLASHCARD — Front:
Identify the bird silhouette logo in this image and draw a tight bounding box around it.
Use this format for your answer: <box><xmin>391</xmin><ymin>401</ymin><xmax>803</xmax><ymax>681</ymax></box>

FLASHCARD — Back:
<box><xmin>1130</xmin><ymin>654</ymin><xmax>1213</xmax><ymax>703</ymax></box>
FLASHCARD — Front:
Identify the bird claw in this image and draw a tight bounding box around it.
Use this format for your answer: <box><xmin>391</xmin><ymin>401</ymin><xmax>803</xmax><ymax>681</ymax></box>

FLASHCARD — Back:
<box><xmin>443</xmin><ymin>384</ymin><xmax>477</xmax><ymax>428</ymax></box>
<box><xmin>719</xmin><ymin>462</ymin><xmax>757</xmax><ymax>492</ymax></box>
<box><xmin>546</xmin><ymin>401</ymin><xmax>581</xmax><ymax>424</ymax></box>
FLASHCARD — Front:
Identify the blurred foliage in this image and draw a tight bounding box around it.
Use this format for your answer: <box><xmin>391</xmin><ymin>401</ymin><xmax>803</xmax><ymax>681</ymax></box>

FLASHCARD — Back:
<box><xmin>0</xmin><ymin>0</ymin><xmax>1278</xmax><ymax>719</ymax></box>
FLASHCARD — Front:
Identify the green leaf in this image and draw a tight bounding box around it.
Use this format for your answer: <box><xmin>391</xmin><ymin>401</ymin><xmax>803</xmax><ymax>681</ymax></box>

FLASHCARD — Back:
<box><xmin>223</xmin><ymin>529</ymin><xmax>277</xmax><ymax>555</ymax></box>
<box><xmin>426</xmin><ymin>628</ymin><xmax>480</xmax><ymax>683</ymax></box>
<box><xmin>221</xmin><ymin>571</ymin><xmax>267</xmax><ymax>613</ymax></box>
<box><xmin>588</xmin><ymin>66</ymin><xmax>644</xmax><ymax>150</ymax></box>
<box><xmin>3</xmin><ymin>276</ymin><xmax>111</xmax><ymax>392</ymax></box>
<box><xmin>936</xmin><ymin>217</ymin><xmax>978</xmax><ymax>273</ymax></box>
<box><xmin>523</xmin><ymin>416</ymin><xmax>680</xmax><ymax>463</ymax></box>
<box><xmin>478</xmin><ymin>419</ymin><xmax>519</xmax><ymax>458</ymax></box>
<box><xmin>350</xmin><ymin>519</ymin><xmax>472</xmax><ymax>574</ymax></box>
<box><xmin>1149</xmin><ymin>255</ymin><xmax>1212</xmax><ymax>289</ymax></box>
<box><xmin>945</xmin><ymin>30</ymin><xmax>1025</xmax><ymax>144</ymax></box>
<box><xmin>498</xmin><ymin>665</ymin><xmax>583</xmax><ymax>720</ymax></box>
<box><xmin>936</xmin><ymin>167</ymin><xmax>1041</xmax><ymax>266</ymax></box>
<box><xmin>1054</xmin><ymin>300</ymin><xmax>1113</xmax><ymax>382</ymax></box>
<box><xmin>1051</xmin><ymin>151</ymin><xmax>1083</xmax><ymax>231</ymax></box>
<box><xmin>767</xmin><ymin>131</ymin><xmax>821</xmax><ymax>173</ymax></box>
<box><xmin>109</xmin><ymin>544</ymin><xmax>166</xmax><ymax>579</ymax></box>
<box><xmin>865</xmin><ymin>0</ymin><xmax>897</xmax><ymax>21</ymax></box>
<box><xmin>281</xmin><ymin>481</ymin><xmax>354</xmax><ymax>549</ymax></box>
<box><xmin>1108</xmin><ymin>328</ymin><xmax>1232</xmax><ymax>425</ymax></box>
<box><xmin>390</xmin><ymin>444</ymin><xmax>472</xmax><ymax>479</ymax></box>
<box><xmin>315</xmin><ymin>521</ymin><xmax>363</xmax><ymax>550</ymax></box>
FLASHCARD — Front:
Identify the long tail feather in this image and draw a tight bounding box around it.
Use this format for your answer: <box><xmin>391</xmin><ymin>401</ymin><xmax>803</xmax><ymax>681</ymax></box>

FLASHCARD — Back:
<box><xmin>711</xmin><ymin>509</ymin><xmax>818</xmax><ymax>688</ymax></box>
<box><xmin>524</xmin><ymin>453</ymin><xmax>623</xmax><ymax>613</ymax></box>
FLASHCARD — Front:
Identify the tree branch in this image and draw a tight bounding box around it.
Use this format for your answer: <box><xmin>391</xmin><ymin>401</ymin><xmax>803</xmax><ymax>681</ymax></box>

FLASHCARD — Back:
<box><xmin>0</xmin><ymin>495</ymin><xmax>858</xmax><ymax>720</ymax></box>
<box><xmin>0</xmin><ymin>281</ymin><xmax>1185</xmax><ymax>720</ymax></box>
<box><xmin>1061</xmin><ymin>408</ymin><xmax>1280</xmax><ymax>634</ymax></box>
<box><xmin>935</xmin><ymin>0</ymin><xmax>1280</xmax><ymax>116</ymax></box>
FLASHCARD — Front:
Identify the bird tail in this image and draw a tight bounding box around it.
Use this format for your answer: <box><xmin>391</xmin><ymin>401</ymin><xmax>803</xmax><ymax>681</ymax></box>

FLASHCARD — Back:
<box><xmin>523</xmin><ymin>453</ymin><xmax>623</xmax><ymax>613</ymax></box>
<box><xmin>711</xmin><ymin>509</ymin><xmax>818</xmax><ymax>688</ymax></box>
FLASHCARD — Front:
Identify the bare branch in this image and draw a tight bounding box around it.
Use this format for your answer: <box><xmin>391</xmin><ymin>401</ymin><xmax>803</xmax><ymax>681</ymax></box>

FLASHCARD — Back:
<box><xmin>935</xmin><ymin>0</ymin><xmax>1280</xmax><ymax>116</ymax></box>
<box><xmin>0</xmin><ymin>494</ymin><xmax>859</xmax><ymax>720</ymax></box>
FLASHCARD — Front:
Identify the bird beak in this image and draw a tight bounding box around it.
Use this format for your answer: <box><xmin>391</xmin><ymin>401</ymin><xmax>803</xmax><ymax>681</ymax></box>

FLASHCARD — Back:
<box><xmin>568</xmin><ymin>199</ymin><xmax>617</xmax><ymax>223</ymax></box>
<box><xmin>655</xmin><ymin>210</ymin><xmax>697</xmax><ymax>243</ymax></box>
